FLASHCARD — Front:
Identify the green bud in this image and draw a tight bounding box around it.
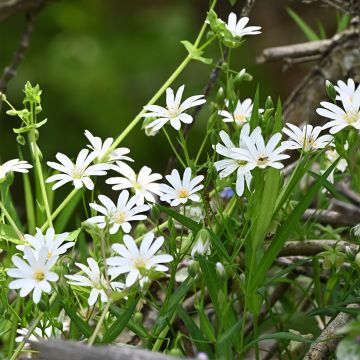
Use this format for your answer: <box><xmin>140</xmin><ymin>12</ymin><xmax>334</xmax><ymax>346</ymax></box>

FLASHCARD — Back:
<box><xmin>133</xmin><ymin>312</ymin><xmax>143</xmax><ymax>324</ymax></box>
<box><xmin>134</xmin><ymin>223</ymin><xmax>148</xmax><ymax>238</ymax></box>
<box><xmin>221</xmin><ymin>62</ymin><xmax>228</xmax><ymax>73</ymax></box>
<box><xmin>205</xmin><ymin>30</ymin><xmax>215</xmax><ymax>40</ymax></box>
<box><xmin>326</xmin><ymin>80</ymin><xmax>337</xmax><ymax>101</ymax></box>
<box><xmin>265</xmin><ymin>96</ymin><xmax>273</xmax><ymax>110</ymax></box>
<box><xmin>210</xmin><ymin>129</ymin><xmax>218</xmax><ymax>146</ymax></box>
<box><xmin>142</xmin><ymin>117</ymin><xmax>159</xmax><ymax>136</ymax></box>
<box><xmin>216</xmin><ymin>262</ymin><xmax>226</xmax><ymax>281</ymax></box>
<box><xmin>6</xmin><ymin>109</ymin><xmax>18</xmax><ymax>116</ymax></box>
<box><xmin>34</xmin><ymin>129</ymin><xmax>39</xmax><ymax>141</ymax></box>
<box><xmin>355</xmin><ymin>252</ymin><xmax>360</xmax><ymax>266</ymax></box>
<box><xmin>188</xmin><ymin>260</ymin><xmax>200</xmax><ymax>278</ymax></box>
<box><xmin>0</xmin><ymin>92</ymin><xmax>6</xmax><ymax>101</ymax></box>
<box><xmin>216</xmin><ymin>87</ymin><xmax>225</xmax><ymax>104</ymax></box>
<box><xmin>37</xmin><ymin>300</ymin><xmax>47</xmax><ymax>312</ymax></box>
<box><xmin>16</xmin><ymin>135</ymin><xmax>26</xmax><ymax>146</ymax></box>
<box><xmin>168</xmin><ymin>348</ymin><xmax>183</xmax><ymax>357</ymax></box>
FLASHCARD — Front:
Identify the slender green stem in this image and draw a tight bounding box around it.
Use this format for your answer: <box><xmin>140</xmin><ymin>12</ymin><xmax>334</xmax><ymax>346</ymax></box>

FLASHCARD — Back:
<box><xmin>10</xmin><ymin>293</ymin><xmax>57</xmax><ymax>360</ymax></box>
<box><xmin>40</xmin><ymin>188</ymin><xmax>78</xmax><ymax>231</ymax></box>
<box><xmin>163</xmin><ymin>128</ymin><xmax>186</xmax><ymax>168</ymax></box>
<box><xmin>0</xmin><ymin>200</ymin><xmax>24</xmax><ymax>241</ymax></box>
<box><xmin>7</xmin><ymin>297</ymin><xmax>21</xmax><ymax>358</ymax></box>
<box><xmin>88</xmin><ymin>301</ymin><xmax>111</xmax><ymax>346</ymax></box>
<box><xmin>178</xmin><ymin>129</ymin><xmax>191</xmax><ymax>167</ymax></box>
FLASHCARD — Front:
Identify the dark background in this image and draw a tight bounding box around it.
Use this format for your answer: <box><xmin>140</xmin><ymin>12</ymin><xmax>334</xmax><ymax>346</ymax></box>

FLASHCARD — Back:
<box><xmin>0</xmin><ymin>0</ymin><xmax>338</xmax><ymax>172</ymax></box>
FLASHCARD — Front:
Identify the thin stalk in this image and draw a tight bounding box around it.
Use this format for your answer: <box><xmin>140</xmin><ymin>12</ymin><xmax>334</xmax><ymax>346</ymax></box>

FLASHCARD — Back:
<box><xmin>178</xmin><ymin>129</ymin><xmax>191</xmax><ymax>167</ymax></box>
<box><xmin>163</xmin><ymin>128</ymin><xmax>186</xmax><ymax>168</ymax></box>
<box><xmin>40</xmin><ymin>188</ymin><xmax>78</xmax><ymax>231</ymax></box>
<box><xmin>0</xmin><ymin>200</ymin><xmax>24</xmax><ymax>241</ymax></box>
<box><xmin>10</xmin><ymin>293</ymin><xmax>57</xmax><ymax>360</ymax></box>
<box><xmin>88</xmin><ymin>301</ymin><xmax>111</xmax><ymax>346</ymax></box>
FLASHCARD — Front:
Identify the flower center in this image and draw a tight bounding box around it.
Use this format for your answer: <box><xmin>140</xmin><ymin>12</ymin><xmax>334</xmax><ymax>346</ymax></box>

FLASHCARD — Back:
<box><xmin>234</xmin><ymin>114</ymin><xmax>245</xmax><ymax>124</ymax></box>
<box><xmin>114</xmin><ymin>211</ymin><xmax>126</xmax><ymax>224</ymax></box>
<box><xmin>47</xmin><ymin>251</ymin><xmax>52</xmax><ymax>259</ymax></box>
<box><xmin>237</xmin><ymin>160</ymin><xmax>247</xmax><ymax>166</ymax></box>
<box><xmin>34</xmin><ymin>271</ymin><xmax>45</xmax><ymax>282</ymax></box>
<box><xmin>167</xmin><ymin>103</ymin><xmax>180</xmax><ymax>118</ymax></box>
<box><xmin>344</xmin><ymin>111</ymin><xmax>359</xmax><ymax>124</ymax></box>
<box><xmin>134</xmin><ymin>257</ymin><xmax>146</xmax><ymax>270</ymax></box>
<box><xmin>178</xmin><ymin>188</ymin><xmax>189</xmax><ymax>198</ymax></box>
<box><xmin>133</xmin><ymin>182</ymin><xmax>142</xmax><ymax>190</ymax></box>
<box><xmin>71</xmin><ymin>166</ymin><xmax>84</xmax><ymax>179</ymax></box>
<box><xmin>257</xmin><ymin>155</ymin><xmax>269</xmax><ymax>165</ymax></box>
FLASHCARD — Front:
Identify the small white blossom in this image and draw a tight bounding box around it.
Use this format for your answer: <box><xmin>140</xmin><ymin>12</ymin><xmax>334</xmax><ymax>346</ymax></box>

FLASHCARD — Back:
<box><xmin>232</xmin><ymin>127</ymin><xmax>290</xmax><ymax>170</ymax></box>
<box><xmin>282</xmin><ymin>123</ymin><xmax>333</xmax><ymax>152</ymax></box>
<box><xmin>46</xmin><ymin>149</ymin><xmax>109</xmax><ymax>190</ymax></box>
<box><xmin>106</xmin><ymin>162</ymin><xmax>163</xmax><ymax>205</ymax></box>
<box><xmin>142</xmin><ymin>85</ymin><xmax>206</xmax><ymax>131</ymax></box>
<box><xmin>160</xmin><ymin>167</ymin><xmax>204</xmax><ymax>207</ymax></box>
<box><xmin>87</xmin><ymin>190</ymin><xmax>150</xmax><ymax>234</ymax></box>
<box><xmin>16</xmin><ymin>322</ymin><xmax>54</xmax><ymax>343</ymax></box>
<box><xmin>226</xmin><ymin>13</ymin><xmax>261</xmax><ymax>38</ymax></box>
<box><xmin>107</xmin><ymin>233</ymin><xmax>173</xmax><ymax>287</ymax></box>
<box><xmin>191</xmin><ymin>237</ymin><xmax>211</xmax><ymax>258</ymax></box>
<box><xmin>214</xmin><ymin>124</ymin><xmax>257</xmax><ymax>196</ymax></box>
<box><xmin>334</xmin><ymin>78</ymin><xmax>360</xmax><ymax>102</ymax></box>
<box><xmin>218</xmin><ymin>98</ymin><xmax>253</xmax><ymax>126</ymax></box>
<box><xmin>84</xmin><ymin>130</ymin><xmax>133</xmax><ymax>164</ymax></box>
<box><xmin>325</xmin><ymin>146</ymin><xmax>348</xmax><ymax>173</ymax></box>
<box><xmin>65</xmin><ymin>257</ymin><xmax>124</xmax><ymax>306</ymax></box>
<box><xmin>8</xmin><ymin>246</ymin><xmax>59</xmax><ymax>304</ymax></box>
<box><xmin>316</xmin><ymin>90</ymin><xmax>360</xmax><ymax>134</ymax></box>
<box><xmin>0</xmin><ymin>159</ymin><xmax>32</xmax><ymax>180</ymax></box>
<box><xmin>17</xmin><ymin>227</ymin><xmax>74</xmax><ymax>260</ymax></box>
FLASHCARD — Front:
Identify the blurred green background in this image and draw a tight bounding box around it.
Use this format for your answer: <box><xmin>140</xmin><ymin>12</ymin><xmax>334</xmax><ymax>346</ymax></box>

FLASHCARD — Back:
<box><xmin>0</xmin><ymin>0</ymin><xmax>338</xmax><ymax>172</ymax></box>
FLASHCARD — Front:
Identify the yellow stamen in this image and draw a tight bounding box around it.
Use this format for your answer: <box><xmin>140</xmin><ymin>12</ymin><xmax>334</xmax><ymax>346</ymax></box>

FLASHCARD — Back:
<box><xmin>178</xmin><ymin>188</ymin><xmax>189</xmax><ymax>198</ymax></box>
<box><xmin>34</xmin><ymin>271</ymin><xmax>45</xmax><ymax>281</ymax></box>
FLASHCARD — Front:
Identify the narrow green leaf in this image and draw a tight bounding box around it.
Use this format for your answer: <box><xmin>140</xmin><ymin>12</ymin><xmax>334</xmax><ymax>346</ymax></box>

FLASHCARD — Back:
<box><xmin>252</xmin><ymin>159</ymin><xmax>340</xmax><ymax>290</ymax></box>
<box><xmin>156</xmin><ymin>204</ymin><xmax>202</xmax><ymax>234</ymax></box>
<box><xmin>61</xmin><ymin>301</ymin><xmax>92</xmax><ymax>338</ymax></box>
<box><xmin>249</xmin><ymin>85</ymin><xmax>260</xmax><ymax>131</ymax></box>
<box><xmin>102</xmin><ymin>296</ymin><xmax>138</xmax><ymax>343</ymax></box>
<box><xmin>177</xmin><ymin>305</ymin><xmax>213</xmax><ymax>355</ymax></box>
<box><xmin>287</xmin><ymin>7</ymin><xmax>320</xmax><ymax>41</ymax></box>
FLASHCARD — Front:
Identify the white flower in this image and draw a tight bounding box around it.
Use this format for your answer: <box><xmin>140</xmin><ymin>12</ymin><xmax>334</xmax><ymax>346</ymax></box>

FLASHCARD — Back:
<box><xmin>17</xmin><ymin>227</ymin><xmax>74</xmax><ymax>260</ymax></box>
<box><xmin>142</xmin><ymin>85</ymin><xmax>206</xmax><ymax>131</ymax></box>
<box><xmin>191</xmin><ymin>237</ymin><xmax>211</xmax><ymax>258</ymax></box>
<box><xmin>16</xmin><ymin>322</ymin><xmax>54</xmax><ymax>343</ymax></box>
<box><xmin>226</xmin><ymin>13</ymin><xmax>261</xmax><ymax>38</ymax></box>
<box><xmin>46</xmin><ymin>149</ymin><xmax>109</xmax><ymax>190</ymax></box>
<box><xmin>282</xmin><ymin>123</ymin><xmax>333</xmax><ymax>152</ymax></box>
<box><xmin>334</xmin><ymin>78</ymin><xmax>360</xmax><ymax>102</ymax></box>
<box><xmin>214</xmin><ymin>124</ymin><xmax>256</xmax><ymax>196</ymax></box>
<box><xmin>325</xmin><ymin>147</ymin><xmax>348</xmax><ymax>173</ymax></box>
<box><xmin>7</xmin><ymin>246</ymin><xmax>59</xmax><ymax>304</ymax></box>
<box><xmin>316</xmin><ymin>91</ymin><xmax>360</xmax><ymax>134</ymax></box>
<box><xmin>106</xmin><ymin>162</ymin><xmax>163</xmax><ymax>205</ymax></box>
<box><xmin>87</xmin><ymin>191</ymin><xmax>150</xmax><ymax>234</ymax></box>
<box><xmin>0</xmin><ymin>159</ymin><xmax>32</xmax><ymax>180</ymax></box>
<box><xmin>218</xmin><ymin>99</ymin><xmax>253</xmax><ymax>126</ymax></box>
<box><xmin>160</xmin><ymin>167</ymin><xmax>204</xmax><ymax>207</ymax></box>
<box><xmin>65</xmin><ymin>257</ymin><xmax>124</xmax><ymax>306</ymax></box>
<box><xmin>107</xmin><ymin>233</ymin><xmax>173</xmax><ymax>287</ymax></box>
<box><xmin>232</xmin><ymin>127</ymin><xmax>290</xmax><ymax>170</ymax></box>
<box><xmin>84</xmin><ymin>130</ymin><xmax>134</xmax><ymax>164</ymax></box>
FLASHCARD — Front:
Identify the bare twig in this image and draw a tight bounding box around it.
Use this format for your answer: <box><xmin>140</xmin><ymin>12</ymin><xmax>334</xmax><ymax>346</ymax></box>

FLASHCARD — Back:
<box><xmin>302</xmin><ymin>0</ymin><xmax>360</xmax><ymax>15</ymax></box>
<box><xmin>0</xmin><ymin>12</ymin><xmax>36</xmax><ymax>96</ymax></box>
<box><xmin>336</xmin><ymin>182</ymin><xmax>360</xmax><ymax>206</ymax></box>
<box><xmin>0</xmin><ymin>0</ymin><xmax>46</xmax><ymax>21</ymax></box>
<box><xmin>302</xmin><ymin>208</ymin><xmax>360</xmax><ymax>226</ymax></box>
<box><xmin>303</xmin><ymin>304</ymin><xmax>360</xmax><ymax>360</ymax></box>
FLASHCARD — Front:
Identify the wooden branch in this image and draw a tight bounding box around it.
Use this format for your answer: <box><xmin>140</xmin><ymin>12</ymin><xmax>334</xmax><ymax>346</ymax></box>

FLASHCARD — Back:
<box><xmin>0</xmin><ymin>12</ymin><xmax>36</xmax><ymax>95</ymax></box>
<box><xmin>32</xmin><ymin>340</ymin><xmax>193</xmax><ymax>360</ymax></box>
<box><xmin>257</xmin><ymin>40</ymin><xmax>332</xmax><ymax>64</ymax></box>
<box><xmin>336</xmin><ymin>182</ymin><xmax>360</xmax><ymax>206</ymax></box>
<box><xmin>0</xmin><ymin>0</ymin><xmax>47</xmax><ymax>21</ymax></box>
<box><xmin>278</xmin><ymin>240</ymin><xmax>358</xmax><ymax>257</ymax></box>
<box><xmin>282</xmin><ymin>23</ymin><xmax>360</xmax><ymax>126</ymax></box>
<box><xmin>302</xmin><ymin>208</ymin><xmax>360</xmax><ymax>226</ymax></box>
<box><xmin>303</xmin><ymin>304</ymin><xmax>360</xmax><ymax>359</ymax></box>
<box><xmin>302</xmin><ymin>0</ymin><xmax>360</xmax><ymax>15</ymax></box>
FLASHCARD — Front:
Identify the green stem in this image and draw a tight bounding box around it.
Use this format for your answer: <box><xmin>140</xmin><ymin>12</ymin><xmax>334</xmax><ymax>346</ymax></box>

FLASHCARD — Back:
<box><xmin>178</xmin><ymin>129</ymin><xmax>191</xmax><ymax>167</ymax></box>
<box><xmin>40</xmin><ymin>188</ymin><xmax>78</xmax><ymax>231</ymax></box>
<box><xmin>0</xmin><ymin>200</ymin><xmax>24</xmax><ymax>241</ymax></box>
<box><xmin>88</xmin><ymin>301</ymin><xmax>111</xmax><ymax>346</ymax></box>
<box><xmin>10</xmin><ymin>293</ymin><xmax>57</xmax><ymax>360</ymax></box>
<box><xmin>163</xmin><ymin>128</ymin><xmax>186</xmax><ymax>168</ymax></box>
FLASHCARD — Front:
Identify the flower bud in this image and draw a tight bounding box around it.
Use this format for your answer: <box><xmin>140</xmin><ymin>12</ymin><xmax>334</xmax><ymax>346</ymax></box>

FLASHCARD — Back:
<box><xmin>0</xmin><ymin>92</ymin><xmax>6</xmax><ymax>101</ymax></box>
<box><xmin>133</xmin><ymin>311</ymin><xmax>143</xmax><ymax>324</ymax></box>
<box><xmin>355</xmin><ymin>252</ymin><xmax>360</xmax><ymax>266</ymax></box>
<box><xmin>191</xmin><ymin>229</ymin><xmax>211</xmax><ymax>258</ymax></box>
<box><xmin>134</xmin><ymin>223</ymin><xmax>148</xmax><ymax>238</ymax></box>
<box><xmin>188</xmin><ymin>260</ymin><xmax>200</xmax><ymax>278</ymax></box>
<box><xmin>215</xmin><ymin>262</ymin><xmax>226</xmax><ymax>280</ymax></box>
<box><xmin>16</xmin><ymin>135</ymin><xmax>26</xmax><ymax>146</ymax></box>
<box><xmin>326</xmin><ymin>80</ymin><xmax>336</xmax><ymax>101</ymax></box>
<box><xmin>265</xmin><ymin>96</ymin><xmax>273</xmax><ymax>110</ymax></box>
<box><xmin>168</xmin><ymin>348</ymin><xmax>183</xmax><ymax>357</ymax></box>
<box><xmin>216</xmin><ymin>87</ymin><xmax>225</xmax><ymax>104</ymax></box>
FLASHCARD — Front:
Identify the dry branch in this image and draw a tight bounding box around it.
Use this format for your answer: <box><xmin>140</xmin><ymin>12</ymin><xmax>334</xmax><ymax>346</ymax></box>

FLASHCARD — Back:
<box><xmin>302</xmin><ymin>208</ymin><xmax>360</xmax><ymax>226</ymax></box>
<box><xmin>302</xmin><ymin>0</ymin><xmax>360</xmax><ymax>15</ymax></box>
<box><xmin>303</xmin><ymin>304</ymin><xmax>360</xmax><ymax>359</ymax></box>
<box><xmin>32</xmin><ymin>339</ymin><xmax>192</xmax><ymax>360</ymax></box>
<box><xmin>0</xmin><ymin>0</ymin><xmax>46</xmax><ymax>21</ymax></box>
